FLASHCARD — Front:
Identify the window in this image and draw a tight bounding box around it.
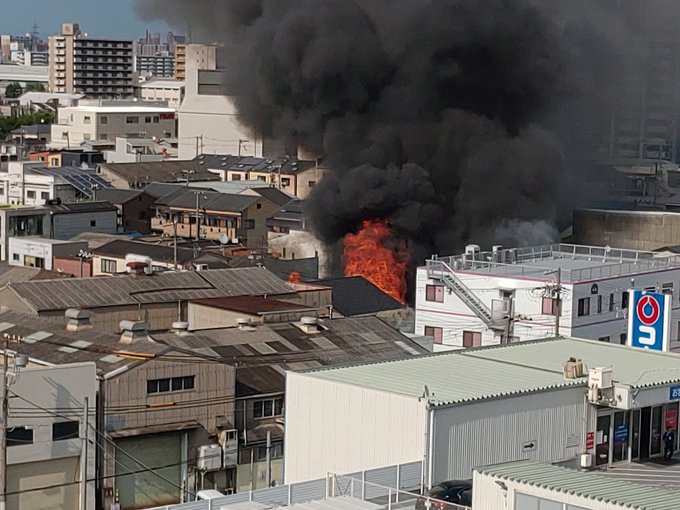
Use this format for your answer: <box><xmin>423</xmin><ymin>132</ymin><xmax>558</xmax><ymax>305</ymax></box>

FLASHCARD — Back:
<box><xmin>577</xmin><ymin>297</ymin><xmax>590</xmax><ymax>316</ymax></box>
<box><xmin>231</xmin><ymin>173</ymin><xmax>241</xmax><ymax>181</ymax></box>
<box><xmin>598</xmin><ymin>336</ymin><xmax>610</xmax><ymax>342</ymax></box>
<box><xmin>145</xmin><ymin>116</ymin><xmax>152</xmax><ymax>123</ymax></box>
<box><xmin>308</xmin><ymin>180</ymin><xmax>316</xmax><ymax>188</ymax></box>
<box><xmin>245</xmin><ymin>219</ymin><xmax>255</xmax><ymax>229</ymax></box>
<box><xmin>255</xmin><ymin>442</ymin><xmax>283</xmax><ymax>461</ymax></box>
<box><xmin>7</xmin><ymin>426</ymin><xmax>33</xmax><ymax>446</ymax></box>
<box><xmin>100</xmin><ymin>258</ymin><xmax>116</xmax><ymax>273</ymax></box>
<box><xmin>90</xmin><ymin>220</ymin><xmax>96</xmax><ymax>227</ymax></box>
<box><xmin>426</xmin><ymin>285</ymin><xmax>445</xmax><ymax>303</ymax></box>
<box><xmin>12</xmin><ymin>253</ymin><xmax>19</xmax><ymax>261</ymax></box>
<box><xmin>41</xmin><ymin>192</ymin><xmax>49</xmax><ymax>200</ymax></box>
<box><xmin>281</xmin><ymin>178</ymin><xmax>290</xmax><ymax>186</ymax></box>
<box><xmin>462</xmin><ymin>330</ymin><xmax>482</xmax><ymax>347</ymax></box>
<box><xmin>153</xmin><ymin>116</ymin><xmax>159</xmax><ymax>123</ymax></box>
<box><xmin>52</xmin><ymin>421</ymin><xmax>79</xmax><ymax>441</ymax></box>
<box><xmin>253</xmin><ymin>397</ymin><xmax>284</xmax><ymax>419</ymax></box>
<box><xmin>256</xmin><ymin>203</ymin><xmax>262</xmax><ymax>209</ymax></box>
<box><xmin>100</xmin><ymin>116</ymin><xmax>107</xmax><ymax>124</ymax></box>
<box><xmin>424</xmin><ymin>326</ymin><xmax>443</xmax><ymax>344</ymax></box>
<box><xmin>84</xmin><ymin>115</ymin><xmax>91</xmax><ymax>124</ymax></box>
<box><xmin>24</xmin><ymin>256</ymin><xmax>44</xmax><ymax>268</ymax></box>
<box><xmin>542</xmin><ymin>297</ymin><xmax>558</xmax><ymax>315</ymax></box>
<box><xmin>0</xmin><ymin>186</ymin><xmax>4</xmax><ymax>195</ymax></box>
<box><xmin>621</xmin><ymin>291</ymin><xmax>629</xmax><ymax>309</ymax></box>
<box><xmin>26</xmin><ymin>190</ymin><xmax>35</xmax><ymax>199</ymax></box>
<box><xmin>83</xmin><ymin>133</ymin><xmax>91</xmax><ymax>140</ymax></box>
<box><xmin>147</xmin><ymin>375</ymin><xmax>195</xmax><ymax>394</ymax></box>
<box><xmin>619</xmin><ymin>333</ymin><xmax>627</xmax><ymax>345</ymax></box>
<box><xmin>609</xmin><ymin>293</ymin><xmax>614</xmax><ymax>312</ymax></box>
<box><xmin>663</xmin><ymin>282</ymin><xmax>674</xmax><ymax>295</ymax></box>
<box><xmin>126</xmin><ymin>116</ymin><xmax>139</xmax><ymax>124</ymax></box>
<box><xmin>597</xmin><ymin>295</ymin><xmax>603</xmax><ymax>314</ymax></box>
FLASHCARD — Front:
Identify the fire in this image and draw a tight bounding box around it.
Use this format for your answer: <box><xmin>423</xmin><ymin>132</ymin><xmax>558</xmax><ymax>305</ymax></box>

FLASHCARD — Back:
<box><xmin>343</xmin><ymin>219</ymin><xmax>409</xmax><ymax>303</ymax></box>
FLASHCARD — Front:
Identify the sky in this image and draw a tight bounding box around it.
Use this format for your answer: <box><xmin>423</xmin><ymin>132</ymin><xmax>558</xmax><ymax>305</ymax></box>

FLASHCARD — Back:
<box><xmin>0</xmin><ymin>0</ymin><xmax>173</xmax><ymax>40</ymax></box>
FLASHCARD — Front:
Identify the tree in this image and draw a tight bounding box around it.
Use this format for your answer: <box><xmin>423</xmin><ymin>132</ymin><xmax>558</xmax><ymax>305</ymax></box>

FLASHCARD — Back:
<box><xmin>4</xmin><ymin>82</ymin><xmax>23</xmax><ymax>99</ymax></box>
<box><xmin>24</xmin><ymin>82</ymin><xmax>45</xmax><ymax>93</ymax></box>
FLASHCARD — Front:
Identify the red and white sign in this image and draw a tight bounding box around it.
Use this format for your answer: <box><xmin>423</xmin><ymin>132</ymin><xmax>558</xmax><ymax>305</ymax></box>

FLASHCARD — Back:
<box><xmin>586</xmin><ymin>431</ymin><xmax>595</xmax><ymax>450</ymax></box>
<box><xmin>666</xmin><ymin>410</ymin><xmax>678</xmax><ymax>431</ymax></box>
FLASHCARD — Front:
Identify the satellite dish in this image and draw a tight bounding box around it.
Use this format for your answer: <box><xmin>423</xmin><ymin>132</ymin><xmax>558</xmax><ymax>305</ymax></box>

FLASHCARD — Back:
<box><xmin>605</xmin><ymin>245</ymin><xmax>612</xmax><ymax>253</ymax></box>
<box><xmin>219</xmin><ymin>233</ymin><xmax>230</xmax><ymax>245</ymax></box>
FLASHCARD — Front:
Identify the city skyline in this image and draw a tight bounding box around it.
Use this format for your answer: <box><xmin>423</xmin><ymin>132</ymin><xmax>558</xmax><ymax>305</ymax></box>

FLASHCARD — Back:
<box><xmin>0</xmin><ymin>0</ymin><xmax>171</xmax><ymax>40</ymax></box>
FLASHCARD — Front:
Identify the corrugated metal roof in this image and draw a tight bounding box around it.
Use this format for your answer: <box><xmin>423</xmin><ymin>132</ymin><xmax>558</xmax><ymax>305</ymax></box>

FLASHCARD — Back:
<box><xmin>477</xmin><ymin>460</ymin><xmax>680</xmax><ymax>510</ymax></box>
<box><xmin>301</xmin><ymin>337</ymin><xmax>680</xmax><ymax>405</ymax></box>
<box><xmin>8</xmin><ymin>267</ymin><xmax>293</xmax><ymax>311</ymax></box>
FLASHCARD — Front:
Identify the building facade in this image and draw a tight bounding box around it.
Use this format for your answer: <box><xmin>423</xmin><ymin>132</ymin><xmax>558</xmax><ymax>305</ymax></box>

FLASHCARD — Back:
<box><xmin>8</xmin><ymin>237</ymin><xmax>87</xmax><ymax>270</ymax></box>
<box><xmin>48</xmin><ymin>23</ymin><xmax>134</xmax><ymax>98</ymax></box>
<box><xmin>416</xmin><ymin>243</ymin><xmax>680</xmax><ymax>350</ymax></box>
<box><xmin>138</xmin><ymin>78</ymin><xmax>185</xmax><ymax>109</ymax></box>
<box><xmin>174</xmin><ymin>43</ymin><xmax>216</xmax><ymax>81</ymax></box>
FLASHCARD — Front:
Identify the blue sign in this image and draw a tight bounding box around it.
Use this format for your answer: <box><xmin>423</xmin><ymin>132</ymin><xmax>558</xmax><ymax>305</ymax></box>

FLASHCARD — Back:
<box><xmin>670</xmin><ymin>385</ymin><xmax>680</xmax><ymax>401</ymax></box>
<box><xmin>627</xmin><ymin>290</ymin><xmax>670</xmax><ymax>352</ymax></box>
<box><xmin>615</xmin><ymin>424</ymin><xmax>628</xmax><ymax>442</ymax></box>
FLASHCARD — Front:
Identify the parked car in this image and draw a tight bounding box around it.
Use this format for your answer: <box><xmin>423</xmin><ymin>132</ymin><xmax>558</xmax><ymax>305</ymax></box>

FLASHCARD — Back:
<box><xmin>415</xmin><ymin>480</ymin><xmax>473</xmax><ymax>510</ymax></box>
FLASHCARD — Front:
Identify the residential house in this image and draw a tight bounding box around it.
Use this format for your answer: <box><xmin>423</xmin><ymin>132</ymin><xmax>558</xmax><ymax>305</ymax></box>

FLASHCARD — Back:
<box><xmin>0</xmin><ymin>309</ymin><xmax>235</xmax><ymax>509</ymax></box>
<box><xmin>5</xmin><ymin>362</ymin><xmax>97</xmax><ymax>510</ymax></box>
<box><xmin>48</xmin><ymin>202</ymin><xmax>119</xmax><ymax>239</ymax></box>
<box><xmin>29</xmin><ymin>149</ymin><xmax>104</xmax><ymax>169</ymax></box>
<box><xmin>104</xmin><ymin>135</ymin><xmax>178</xmax><ymax>164</ymax></box>
<box><xmin>8</xmin><ymin>237</ymin><xmax>87</xmax><ymax>270</ymax></box>
<box><xmin>0</xmin><ymin>266</ymin><xmax>296</xmax><ymax>332</ymax></box>
<box><xmin>91</xmin><ymin>239</ymin><xmax>196</xmax><ymax>275</ymax></box>
<box><xmin>50</xmin><ymin>103</ymin><xmax>176</xmax><ymax>149</ymax></box>
<box><xmin>96</xmin><ymin>157</ymin><xmax>220</xmax><ymax>190</ymax></box>
<box><xmin>152</xmin><ymin>185</ymin><xmax>283</xmax><ymax>248</ymax></box>
<box><xmin>416</xmin><ymin>244</ymin><xmax>680</xmax><ymax>350</ymax></box>
<box><xmin>96</xmin><ymin>188</ymin><xmax>156</xmax><ymax>234</ymax></box>
<box><xmin>152</xmin><ymin>315</ymin><xmax>429</xmax><ymax>492</ymax></box>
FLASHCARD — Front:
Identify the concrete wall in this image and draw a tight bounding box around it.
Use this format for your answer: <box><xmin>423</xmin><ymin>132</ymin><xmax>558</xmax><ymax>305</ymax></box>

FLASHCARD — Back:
<box><xmin>51</xmin><ymin>210</ymin><xmax>118</xmax><ymax>239</ymax></box>
<box><xmin>573</xmin><ymin>209</ymin><xmax>680</xmax><ymax>251</ymax></box>
<box><xmin>8</xmin><ymin>238</ymin><xmax>86</xmax><ymax>270</ymax></box>
<box><xmin>284</xmin><ymin>372</ymin><xmax>427</xmax><ymax>484</ymax></box>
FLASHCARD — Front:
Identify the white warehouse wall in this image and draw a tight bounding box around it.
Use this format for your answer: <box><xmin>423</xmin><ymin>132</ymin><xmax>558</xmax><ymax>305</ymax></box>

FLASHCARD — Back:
<box><xmin>284</xmin><ymin>372</ymin><xmax>427</xmax><ymax>484</ymax></box>
<box><xmin>431</xmin><ymin>387</ymin><xmax>589</xmax><ymax>483</ymax></box>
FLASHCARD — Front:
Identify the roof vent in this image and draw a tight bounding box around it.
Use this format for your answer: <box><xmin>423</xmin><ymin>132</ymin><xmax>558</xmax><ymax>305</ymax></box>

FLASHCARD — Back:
<box><xmin>172</xmin><ymin>321</ymin><xmax>189</xmax><ymax>335</ymax></box>
<box><xmin>562</xmin><ymin>357</ymin><xmax>585</xmax><ymax>379</ymax></box>
<box><xmin>296</xmin><ymin>316</ymin><xmax>325</xmax><ymax>334</ymax></box>
<box><xmin>119</xmin><ymin>320</ymin><xmax>149</xmax><ymax>344</ymax></box>
<box><xmin>236</xmin><ymin>317</ymin><xmax>255</xmax><ymax>330</ymax></box>
<box><xmin>65</xmin><ymin>308</ymin><xmax>93</xmax><ymax>332</ymax></box>
<box><xmin>301</xmin><ymin>316</ymin><xmax>318</xmax><ymax>326</ymax></box>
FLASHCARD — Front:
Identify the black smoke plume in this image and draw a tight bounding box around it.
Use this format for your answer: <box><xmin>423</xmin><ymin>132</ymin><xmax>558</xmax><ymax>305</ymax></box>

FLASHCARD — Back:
<box><xmin>136</xmin><ymin>0</ymin><xmax>632</xmax><ymax>265</ymax></box>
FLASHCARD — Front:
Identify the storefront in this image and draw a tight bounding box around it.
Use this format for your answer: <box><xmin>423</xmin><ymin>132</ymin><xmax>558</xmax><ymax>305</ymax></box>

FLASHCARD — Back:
<box><xmin>593</xmin><ymin>384</ymin><xmax>680</xmax><ymax>465</ymax></box>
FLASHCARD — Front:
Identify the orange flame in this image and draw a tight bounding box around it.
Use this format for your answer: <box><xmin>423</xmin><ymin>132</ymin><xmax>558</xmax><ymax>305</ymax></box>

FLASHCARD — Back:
<box><xmin>343</xmin><ymin>219</ymin><xmax>409</xmax><ymax>303</ymax></box>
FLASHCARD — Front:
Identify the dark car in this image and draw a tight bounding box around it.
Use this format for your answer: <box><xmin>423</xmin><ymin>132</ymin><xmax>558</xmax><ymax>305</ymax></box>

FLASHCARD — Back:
<box><xmin>415</xmin><ymin>480</ymin><xmax>473</xmax><ymax>510</ymax></box>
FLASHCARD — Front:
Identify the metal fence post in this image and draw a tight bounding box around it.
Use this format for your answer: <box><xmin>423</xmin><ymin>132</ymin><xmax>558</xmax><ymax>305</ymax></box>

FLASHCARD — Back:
<box><xmin>388</xmin><ymin>488</ymin><xmax>392</xmax><ymax>510</ymax></box>
<box><xmin>288</xmin><ymin>483</ymin><xmax>292</xmax><ymax>505</ymax></box>
<box><xmin>208</xmin><ymin>499</ymin><xmax>213</xmax><ymax>510</ymax></box>
<box><xmin>351</xmin><ymin>478</ymin><xmax>355</xmax><ymax>498</ymax></box>
<box><xmin>361</xmin><ymin>471</ymin><xmax>365</xmax><ymax>500</ymax></box>
<box><xmin>395</xmin><ymin>464</ymin><xmax>400</xmax><ymax>503</ymax></box>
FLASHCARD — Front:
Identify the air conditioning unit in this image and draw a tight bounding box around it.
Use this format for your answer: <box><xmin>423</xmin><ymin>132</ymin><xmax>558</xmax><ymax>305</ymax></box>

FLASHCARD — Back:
<box><xmin>588</xmin><ymin>367</ymin><xmax>612</xmax><ymax>389</ymax></box>
<box><xmin>197</xmin><ymin>444</ymin><xmax>222</xmax><ymax>471</ymax></box>
<box><xmin>580</xmin><ymin>453</ymin><xmax>593</xmax><ymax>469</ymax></box>
<box><xmin>195</xmin><ymin>264</ymin><xmax>208</xmax><ymax>271</ymax></box>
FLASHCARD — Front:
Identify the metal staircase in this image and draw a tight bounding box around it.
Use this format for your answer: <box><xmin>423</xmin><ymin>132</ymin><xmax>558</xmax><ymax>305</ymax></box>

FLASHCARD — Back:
<box><xmin>427</xmin><ymin>260</ymin><xmax>503</xmax><ymax>330</ymax></box>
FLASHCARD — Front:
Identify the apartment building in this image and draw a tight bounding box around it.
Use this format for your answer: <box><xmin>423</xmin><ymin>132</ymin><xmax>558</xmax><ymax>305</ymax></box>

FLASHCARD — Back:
<box><xmin>138</xmin><ymin>78</ymin><xmax>185</xmax><ymax>109</ymax></box>
<box><xmin>416</xmin><ymin>243</ymin><xmax>680</xmax><ymax>350</ymax></box>
<box><xmin>50</xmin><ymin>103</ymin><xmax>176</xmax><ymax>148</ymax></box>
<box><xmin>48</xmin><ymin>23</ymin><xmax>134</xmax><ymax>98</ymax></box>
<box><xmin>174</xmin><ymin>43</ymin><xmax>216</xmax><ymax>81</ymax></box>
<box><xmin>135</xmin><ymin>53</ymin><xmax>174</xmax><ymax>79</ymax></box>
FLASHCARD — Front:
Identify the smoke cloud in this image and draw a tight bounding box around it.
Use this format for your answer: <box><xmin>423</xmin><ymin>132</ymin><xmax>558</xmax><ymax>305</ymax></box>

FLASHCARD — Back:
<box><xmin>137</xmin><ymin>0</ymin><xmax>637</xmax><ymax>265</ymax></box>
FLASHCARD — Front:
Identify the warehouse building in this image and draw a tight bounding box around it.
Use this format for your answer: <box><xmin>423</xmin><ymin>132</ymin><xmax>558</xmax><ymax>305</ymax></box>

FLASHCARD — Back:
<box><xmin>284</xmin><ymin>337</ymin><xmax>680</xmax><ymax>486</ymax></box>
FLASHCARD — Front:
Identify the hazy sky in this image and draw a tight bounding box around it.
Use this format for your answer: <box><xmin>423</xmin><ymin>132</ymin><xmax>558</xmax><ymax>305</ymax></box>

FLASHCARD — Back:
<box><xmin>0</xmin><ymin>0</ymin><xmax>172</xmax><ymax>40</ymax></box>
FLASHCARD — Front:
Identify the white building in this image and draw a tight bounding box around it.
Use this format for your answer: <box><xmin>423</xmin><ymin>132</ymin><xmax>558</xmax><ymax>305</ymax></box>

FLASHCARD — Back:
<box><xmin>138</xmin><ymin>78</ymin><xmax>184</xmax><ymax>109</ymax></box>
<box><xmin>51</xmin><ymin>103</ymin><xmax>176</xmax><ymax>148</ymax></box>
<box><xmin>5</xmin><ymin>362</ymin><xmax>97</xmax><ymax>510</ymax></box>
<box><xmin>8</xmin><ymin>237</ymin><xmax>87</xmax><ymax>270</ymax></box>
<box><xmin>285</xmin><ymin>337</ymin><xmax>680</xmax><ymax>485</ymax></box>
<box><xmin>473</xmin><ymin>460</ymin><xmax>680</xmax><ymax>510</ymax></box>
<box><xmin>104</xmin><ymin>136</ymin><xmax>176</xmax><ymax>163</ymax></box>
<box><xmin>416</xmin><ymin>244</ymin><xmax>680</xmax><ymax>350</ymax></box>
<box><xmin>178</xmin><ymin>68</ymin><xmax>263</xmax><ymax>159</ymax></box>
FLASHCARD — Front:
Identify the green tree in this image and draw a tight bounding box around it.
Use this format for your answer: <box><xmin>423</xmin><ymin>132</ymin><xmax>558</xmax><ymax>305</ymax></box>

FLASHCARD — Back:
<box><xmin>24</xmin><ymin>82</ymin><xmax>45</xmax><ymax>93</ymax></box>
<box><xmin>4</xmin><ymin>82</ymin><xmax>23</xmax><ymax>99</ymax></box>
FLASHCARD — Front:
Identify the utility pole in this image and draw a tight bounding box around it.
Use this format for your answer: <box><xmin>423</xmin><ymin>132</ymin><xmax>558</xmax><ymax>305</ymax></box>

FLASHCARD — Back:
<box><xmin>173</xmin><ymin>219</ymin><xmax>178</xmax><ymax>270</ymax></box>
<box><xmin>80</xmin><ymin>397</ymin><xmax>88</xmax><ymax>510</ymax></box>
<box><xmin>265</xmin><ymin>430</ymin><xmax>272</xmax><ymax>488</ymax></box>
<box><xmin>503</xmin><ymin>295</ymin><xmax>515</xmax><ymax>345</ymax></box>
<box><xmin>193</xmin><ymin>191</ymin><xmax>207</xmax><ymax>241</ymax></box>
<box><xmin>555</xmin><ymin>267</ymin><xmax>562</xmax><ymax>337</ymax></box>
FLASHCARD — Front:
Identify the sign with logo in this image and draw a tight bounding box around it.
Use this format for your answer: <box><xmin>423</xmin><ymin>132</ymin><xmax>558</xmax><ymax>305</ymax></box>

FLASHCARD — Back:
<box><xmin>614</xmin><ymin>424</ymin><xmax>628</xmax><ymax>443</ymax></box>
<box><xmin>671</xmin><ymin>385</ymin><xmax>680</xmax><ymax>401</ymax></box>
<box><xmin>627</xmin><ymin>290</ymin><xmax>670</xmax><ymax>352</ymax></box>
<box><xmin>666</xmin><ymin>409</ymin><xmax>678</xmax><ymax>430</ymax></box>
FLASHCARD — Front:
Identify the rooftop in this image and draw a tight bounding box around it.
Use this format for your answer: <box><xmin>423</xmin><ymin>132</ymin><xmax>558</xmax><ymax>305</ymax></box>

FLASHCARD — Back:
<box><xmin>313</xmin><ymin>276</ymin><xmax>403</xmax><ymax>316</ymax></box>
<box><xmin>92</xmin><ymin>239</ymin><xmax>195</xmax><ymax>265</ymax></box>
<box><xmin>225</xmin><ymin>254</ymin><xmax>319</xmax><ymax>281</ymax></box>
<box><xmin>95</xmin><ymin>188</ymin><xmax>147</xmax><ymax>204</ymax></box>
<box><xmin>477</xmin><ymin>460</ymin><xmax>680</xmax><ymax>510</ymax></box>
<box><xmin>194</xmin><ymin>153</ymin><xmax>316</xmax><ymax>175</ymax></box>
<box><xmin>153</xmin><ymin>316</ymin><xmax>428</xmax><ymax>397</ymax></box>
<box><xmin>62</xmin><ymin>105</ymin><xmax>174</xmax><ymax>113</ymax></box>
<box><xmin>300</xmin><ymin>337</ymin><xmax>680</xmax><ymax>406</ymax></box>
<box><xmin>99</xmin><ymin>159</ymin><xmax>221</xmax><ymax>187</ymax></box>
<box><xmin>48</xmin><ymin>201</ymin><xmax>117</xmax><ymax>214</ymax></box>
<box><xmin>430</xmin><ymin>243</ymin><xmax>680</xmax><ymax>283</ymax></box>
<box><xmin>191</xmin><ymin>295</ymin><xmax>315</xmax><ymax>314</ymax></box>
<box><xmin>5</xmin><ymin>266</ymin><xmax>293</xmax><ymax>311</ymax></box>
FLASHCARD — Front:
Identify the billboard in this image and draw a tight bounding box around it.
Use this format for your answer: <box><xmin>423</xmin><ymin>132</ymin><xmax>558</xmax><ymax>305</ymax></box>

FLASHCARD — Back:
<box><xmin>627</xmin><ymin>290</ymin><xmax>671</xmax><ymax>352</ymax></box>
